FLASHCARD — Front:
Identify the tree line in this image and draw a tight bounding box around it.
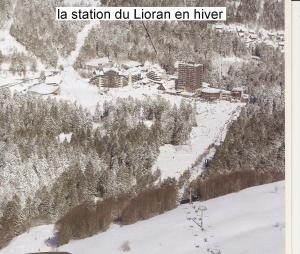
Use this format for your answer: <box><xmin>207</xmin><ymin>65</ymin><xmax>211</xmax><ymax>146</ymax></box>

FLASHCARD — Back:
<box><xmin>0</xmin><ymin>90</ymin><xmax>195</xmax><ymax>248</ymax></box>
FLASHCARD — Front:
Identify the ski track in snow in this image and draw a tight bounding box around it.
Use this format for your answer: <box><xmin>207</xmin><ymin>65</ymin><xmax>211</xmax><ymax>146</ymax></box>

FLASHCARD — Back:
<box><xmin>56</xmin><ymin>20</ymin><xmax>101</xmax><ymax>110</ymax></box>
<box><xmin>0</xmin><ymin>181</ymin><xmax>285</xmax><ymax>254</ymax></box>
<box><xmin>155</xmin><ymin>101</ymin><xmax>243</xmax><ymax>180</ymax></box>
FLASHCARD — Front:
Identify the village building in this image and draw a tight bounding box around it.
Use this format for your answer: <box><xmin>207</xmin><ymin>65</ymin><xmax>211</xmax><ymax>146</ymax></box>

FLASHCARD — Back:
<box><xmin>146</xmin><ymin>70</ymin><xmax>162</xmax><ymax>82</ymax></box>
<box><xmin>268</xmin><ymin>32</ymin><xmax>275</xmax><ymax>39</ymax></box>
<box><xmin>177</xmin><ymin>62</ymin><xmax>203</xmax><ymax>92</ymax></box>
<box><xmin>237</xmin><ymin>27</ymin><xmax>245</xmax><ymax>38</ymax></box>
<box><xmin>123</xmin><ymin>67</ymin><xmax>142</xmax><ymax>84</ymax></box>
<box><xmin>220</xmin><ymin>90</ymin><xmax>232</xmax><ymax>100</ymax></box>
<box><xmin>84</xmin><ymin>57</ymin><xmax>112</xmax><ymax>73</ymax></box>
<box><xmin>249</xmin><ymin>34</ymin><xmax>257</xmax><ymax>40</ymax></box>
<box><xmin>90</xmin><ymin>67</ymin><xmax>128</xmax><ymax>88</ymax></box>
<box><xmin>231</xmin><ymin>87</ymin><xmax>244</xmax><ymax>100</ymax></box>
<box><xmin>143</xmin><ymin>62</ymin><xmax>166</xmax><ymax>83</ymax></box>
<box><xmin>251</xmin><ymin>55</ymin><xmax>261</xmax><ymax>61</ymax></box>
<box><xmin>157</xmin><ymin>83</ymin><xmax>166</xmax><ymax>91</ymax></box>
<box><xmin>215</xmin><ymin>24</ymin><xmax>224</xmax><ymax>33</ymax></box>
<box><xmin>121</xmin><ymin>60</ymin><xmax>142</xmax><ymax>70</ymax></box>
<box><xmin>199</xmin><ymin>84</ymin><xmax>249</xmax><ymax>103</ymax></box>
<box><xmin>278</xmin><ymin>41</ymin><xmax>284</xmax><ymax>50</ymax></box>
<box><xmin>200</xmin><ymin>87</ymin><xmax>222</xmax><ymax>100</ymax></box>
<box><xmin>241</xmin><ymin>93</ymin><xmax>250</xmax><ymax>103</ymax></box>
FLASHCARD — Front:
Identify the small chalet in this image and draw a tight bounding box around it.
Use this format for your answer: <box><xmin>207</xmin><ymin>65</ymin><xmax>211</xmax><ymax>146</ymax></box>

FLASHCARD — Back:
<box><xmin>241</xmin><ymin>94</ymin><xmax>250</xmax><ymax>103</ymax></box>
<box><xmin>121</xmin><ymin>60</ymin><xmax>142</xmax><ymax>70</ymax></box>
<box><xmin>157</xmin><ymin>84</ymin><xmax>166</xmax><ymax>91</ymax></box>
<box><xmin>231</xmin><ymin>87</ymin><xmax>243</xmax><ymax>99</ymax></box>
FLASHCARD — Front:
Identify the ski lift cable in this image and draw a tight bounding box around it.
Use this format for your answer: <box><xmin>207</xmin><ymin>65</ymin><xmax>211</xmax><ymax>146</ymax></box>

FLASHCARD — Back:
<box><xmin>132</xmin><ymin>0</ymin><xmax>158</xmax><ymax>56</ymax></box>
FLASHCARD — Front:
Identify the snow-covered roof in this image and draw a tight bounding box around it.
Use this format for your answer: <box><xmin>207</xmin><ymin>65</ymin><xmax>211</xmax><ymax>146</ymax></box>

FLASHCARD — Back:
<box><xmin>221</xmin><ymin>90</ymin><xmax>231</xmax><ymax>95</ymax></box>
<box><xmin>86</xmin><ymin>57</ymin><xmax>110</xmax><ymax>67</ymax></box>
<box><xmin>215</xmin><ymin>25</ymin><xmax>224</xmax><ymax>29</ymax></box>
<box><xmin>202</xmin><ymin>82</ymin><xmax>210</xmax><ymax>88</ymax></box>
<box><xmin>178</xmin><ymin>62</ymin><xmax>203</xmax><ymax>68</ymax></box>
<box><xmin>103</xmin><ymin>67</ymin><xmax>120</xmax><ymax>74</ymax></box>
<box><xmin>124</xmin><ymin>67</ymin><xmax>142</xmax><ymax>76</ymax></box>
<box><xmin>121</xmin><ymin>60</ymin><xmax>142</xmax><ymax>68</ymax></box>
<box><xmin>46</xmin><ymin>75</ymin><xmax>61</xmax><ymax>84</ymax></box>
<box><xmin>249</xmin><ymin>34</ymin><xmax>257</xmax><ymax>39</ymax></box>
<box><xmin>202</xmin><ymin>87</ymin><xmax>221</xmax><ymax>94</ymax></box>
<box><xmin>181</xmin><ymin>91</ymin><xmax>194</xmax><ymax>96</ymax></box>
<box><xmin>145</xmin><ymin>62</ymin><xmax>166</xmax><ymax>75</ymax></box>
<box><xmin>251</xmin><ymin>56</ymin><xmax>261</xmax><ymax>60</ymax></box>
<box><xmin>232</xmin><ymin>87</ymin><xmax>243</xmax><ymax>92</ymax></box>
<box><xmin>28</xmin><ymin>83</ymin><xmax>59</xmax><ymax>95</ymax></box>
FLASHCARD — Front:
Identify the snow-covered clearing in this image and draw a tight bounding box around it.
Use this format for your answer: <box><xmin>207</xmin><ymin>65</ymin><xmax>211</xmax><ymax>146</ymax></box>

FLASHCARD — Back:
<box><xmin>57</xmin><ymin>132</ymin><xmax>73</xmax><ymax>143</ymax></box>
<box><xmin>0</xmin><ymin>181</ymin><xmax>284</xmax><ymax>254</ymax></box>
<box><xmin>155</xmin><ymin>101</ymin><xmax>243</xmax><ymax>180</ymax></box>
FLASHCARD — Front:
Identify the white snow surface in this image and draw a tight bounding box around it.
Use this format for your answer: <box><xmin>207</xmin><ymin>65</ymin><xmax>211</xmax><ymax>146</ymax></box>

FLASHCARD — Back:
<box><xmin>28</xmin><ymin>83</ymin><xmax>59</xmax><ymax>95</ymax></box>
<box><xmin>155</xmin><ymin>101</ymin><xmax>243</xmax><ymax>179</ymax></box>
<box><xmin>0</xmin><ymin>181</ymin><xmax>285</xmax><ymax>254</ymax></box>
<box><xmin>57</xmin><ymin>132</ymin><xmax>73</xmax><ymax>143</ymax></box>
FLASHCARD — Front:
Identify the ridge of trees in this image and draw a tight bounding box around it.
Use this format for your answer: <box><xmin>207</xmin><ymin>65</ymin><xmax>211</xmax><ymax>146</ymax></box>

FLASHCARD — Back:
<box><xmin>55</xmin><ymin>179</ymin><xmax>177</xmax><ymax>245</ymax></box>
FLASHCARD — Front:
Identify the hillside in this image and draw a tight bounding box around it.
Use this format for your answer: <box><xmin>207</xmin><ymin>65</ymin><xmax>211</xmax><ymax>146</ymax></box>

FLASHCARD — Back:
<box><xmin>0</xmin><ymin>181</ymin><xmax>285</xmax><ymax>254</ymax></box>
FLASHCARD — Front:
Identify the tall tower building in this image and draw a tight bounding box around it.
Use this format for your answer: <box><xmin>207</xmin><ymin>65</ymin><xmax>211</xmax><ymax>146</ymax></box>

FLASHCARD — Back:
<box><xmin>177</xmin><ymin>63</ymin><xmax>203</xmax><ymax>92</ymax></box>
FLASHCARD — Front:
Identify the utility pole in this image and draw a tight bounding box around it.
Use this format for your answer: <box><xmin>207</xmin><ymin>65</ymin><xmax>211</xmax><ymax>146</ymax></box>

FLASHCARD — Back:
<box><xmin>132</xmin><ymin>0</ymin><xmax>158</xmax><ymax>56</ymax></box>
<box><xmin>189</xmin><ymin>187</ymin><xmax>192</xmax><ymax>204</ymax></box>
<box><xmin>199</xmin><ymin>205</ymin><xmax>207</xmax><ymax>229</ymax></box>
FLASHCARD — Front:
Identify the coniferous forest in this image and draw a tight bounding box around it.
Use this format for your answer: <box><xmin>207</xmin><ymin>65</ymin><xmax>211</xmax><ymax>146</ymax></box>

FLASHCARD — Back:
<box><xmin>0</xmin><ymin>91</ymin><xmax>196</xmax><ymax>247</ymax></box>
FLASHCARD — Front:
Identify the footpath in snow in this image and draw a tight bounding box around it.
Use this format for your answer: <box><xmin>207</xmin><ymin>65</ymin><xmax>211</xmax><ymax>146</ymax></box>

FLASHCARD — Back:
<box><xmin>0</xmin><ymin>181</ymin><xmax>285</xmax><ymax>254</ymax></box>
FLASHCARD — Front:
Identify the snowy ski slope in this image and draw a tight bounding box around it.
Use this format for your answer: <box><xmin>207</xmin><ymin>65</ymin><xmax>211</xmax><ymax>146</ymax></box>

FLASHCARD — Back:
<box><xmin>0</xmin><ymin>181</ymin><xmax>285</xmax><ymax>254</ymax></box>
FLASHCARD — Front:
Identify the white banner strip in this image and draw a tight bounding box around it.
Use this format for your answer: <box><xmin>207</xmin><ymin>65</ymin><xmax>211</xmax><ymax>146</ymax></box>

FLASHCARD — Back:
<box><xmin>56</xmin><ymin>7</ymin><xmax>226</xmax><ymax>21</ymax></box>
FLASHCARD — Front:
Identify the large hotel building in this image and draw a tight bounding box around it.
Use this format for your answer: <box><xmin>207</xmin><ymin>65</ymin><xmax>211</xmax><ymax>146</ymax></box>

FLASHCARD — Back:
<box><xmin>177</xmin><ymin>63</ymin><xmax>203</xmax><ymax>92</ymax></box>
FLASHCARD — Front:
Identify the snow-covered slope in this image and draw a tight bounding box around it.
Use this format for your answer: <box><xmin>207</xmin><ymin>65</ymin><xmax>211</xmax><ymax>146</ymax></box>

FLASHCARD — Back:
<box><xmin>0</xmin><ymin>0</ymin><xmax>44</xmax><ymax>70</ymax></box>
<box><xmin>0</xmin><ymin>181</ymin><xmax>284</xmax><ymax>254</ymax></box>
<box><xmin>155</xmin><ymin>101</ymin><xmax>242</xmax><ymax>179</ymax></box>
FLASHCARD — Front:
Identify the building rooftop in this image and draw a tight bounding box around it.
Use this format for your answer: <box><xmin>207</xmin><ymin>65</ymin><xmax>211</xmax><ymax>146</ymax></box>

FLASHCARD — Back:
<box><xmin>232</xmin><ymin>87</ymin><xmax>244</xmax><ymax>92</ymax></box>
<box><xmin>201</xmin><ymin>87</ymin><xmax>222</xmax><ymax>94</ymax></box>
<box><xmin>121</xmin><ymin>60</ymin><xmax>142</xmax><ymax>69</ymax></box>
<box><xmin>178</xmin><ymin>62</ymin><xmax>203</xmax><ymax>67</ymax></box>
<box><xmin>86</xmin><ymin>57</ymin><xmax>110</xmax><ymax>67</ymax></box>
